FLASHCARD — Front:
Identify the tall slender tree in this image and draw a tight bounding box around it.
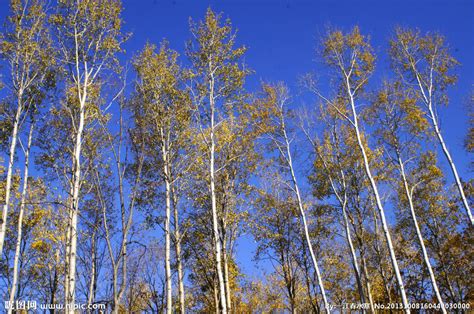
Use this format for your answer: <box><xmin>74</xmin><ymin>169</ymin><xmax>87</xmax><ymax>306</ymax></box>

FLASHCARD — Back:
<box><xmin>133</xmin><ymin>41</ymin><xmax>191</xmax><ymax>314</ymax></box>
<box><xmin>390</xmin><ymin>28</ymin><xmax>472</xmax><ymax>226</ymax></box>
<box><xmin>256</xmin><ymin>83</ymin><xmax>330</xmax><ymax>312</ymax></box>
<box><xmin>186</xmin><ymin>9</ymin><xmax>250</xmax><ymax>313</ymax></box>
<box><xmin>0</xmin><ymin>0</ymin><xmax>53</xmax><ymax>257</ymax></box>
<box><xmin>310</xmin><ymin>27</ymin><xmax>410</xmax><ymax>310</ymax></box>
<box><xmin>252</xmin><ymin>169</ymin><xmax>314</xmax><ymax>313</ymax></box>
<box><xmin>302</xmin><ymin>110</ymin><xmax>374</xmax><ymax>312</ymax></box>
<box><xmin>49</xmin><ymin>0</ymin><xmax>126</xmax><ymax>309</ymax></box>
<box><xmin>8</xmin><ymin>117</ymin><xmax>34</xmax><ymax>314</ymax></box>
<box><xmin>368</xmin><ymin>81</ymin><xmax>446</xmax><ymax>311</ymax></box>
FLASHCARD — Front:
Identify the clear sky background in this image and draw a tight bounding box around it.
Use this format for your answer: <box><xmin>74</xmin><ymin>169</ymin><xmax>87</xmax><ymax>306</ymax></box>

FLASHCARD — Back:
<box><xmin>1</xmin><ymin>0</ymin><xmax>473</xmax><ymax>279</ymax></box>
<box><xmin>119</xmin><ymin>0</ymin><xmax>473</xmax><ymax>165</ymax></box>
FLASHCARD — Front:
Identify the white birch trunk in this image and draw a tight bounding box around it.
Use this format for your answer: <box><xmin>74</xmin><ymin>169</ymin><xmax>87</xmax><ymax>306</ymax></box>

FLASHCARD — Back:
<box><xmin>345</xmin><ymin>78</ymin><xmax>410</xmax><ymax>311</ymax></box>
<box><xmin>213</xmin><ymin>279</ymin><xmax>219</xmax><ymax>313</ymax></box>
<box><xmin>280</xmin><ymin>117</ymin><xmax>330</xmax><ymax>312</ymax></box>
<box><xmin>172</xmin><ymin>187</ymin><xmax>185</xmax><ymax>314</ymax></box>
<box><xmin>87</xmin><ymin>233</ymin><xmax>97</xmax><ymax>308</ymax></box>
<box><xmin>209</xmin><ymin>70</ymin><xmax>227</xmax><ymax>314</ymax></box>
<box><xmin>397</xmin><ymin>155</ymin><xmax>446</xmax><ymax>312</ymax></box>
<box><xmin>222</xmin><ymin>232</ymin><xmax>232</xmax><ymax>312</ymax></box>
<box><xmin>342</xmin><ymin>205</ymin><xmax>366</xmax><ymax>307</ymax></box>
<box><xmin>175</xmin><ymin>214</ymin><xmax>185</xmax><ymax>314</ymax></box>
<box><xmin>64</xmin><ymin>196</ymin><xmax>72</xmax><ymax>308</ymax></box>
<box><xmin>8</xmin><ymin>122</ymin><xmax>34</xmax><ymax>313</ymax></box>
<box><xmin>429</xmin><ymin>105</ymin><xmax>472</xmax><ymax>225</ymax></box>
<box><xmin>411</xmin><ymin>65</ymin><xmax>472</xmax><ymax>226</ymax></box>
<box><xmin>361</xmin><ymin>255</ymin><xmax>375</xmax><ymax>314</ymax></box>
<box><xmin>161</xmin><ymin>130</ymin><xmax>173</xmax><ymax>314</ymax></box>
<box><xmin>65</xmin><ymin>97</ymin><xmax>84</xmax><ymax>312</ymax></box>
<box><xmin>0</xmin><ymin>94</ymin><xmax>23</xmax><ymax>257</ymax></box>
<box><xmin>65</xmin><ymin>62</ymin><xmax>88</xmax><ymax>310</ymax></box>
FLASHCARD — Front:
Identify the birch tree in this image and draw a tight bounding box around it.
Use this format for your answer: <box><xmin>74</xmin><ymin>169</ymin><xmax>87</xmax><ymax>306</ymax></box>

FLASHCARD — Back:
<box><xmin>8</xmin><ymin>117</ymin><xmax>34</xmax><ymax>313</ymax></box>
<box><xmin>368</xmin><ymin>81</ymin><xmax>446</xmax><ymax>311</ymax></box>
<box><xmin>302</xmin><ymin>110</ymin><xmax>375</xmax><ymax>312</ymax></box>
<box><xmin>0</xmin><ymin>162</ymin><xmax>58</xmax><ymax>305</ymax></box>
<box><xmin>93</xmin><ymin>98</ymin><xmax>145</xmax><ymax>312</ymax></box>
<box><xmin>133</xmin><ymin>41</ymin><xmax>191</xmax><ymax>314</ymax></box>
<box><xmin>186</xmin><ymin>9</ymin><xmax>250</xmax><ymax>313</ymax></box>
<box><xmin>0</xmin><ymin>0</ymin><xmax>53</xmax><ymax>257</ymax></box>
<box><xmin>49</xmin><ymin>0</ymin><xmax>126</xmax><ymax>308</ymax></box>
<box><xmin>390</xmin><ymin>28</ymin><xmax>472</xmax><ymax>225</ymax></box>
<box><xmin>414</xmin><ymin>157</ymin><xmax>473</xmax><ymax>303</ymax></box>
<box><xmin>214</xmin><ymin>103</ymin><xmax>261</xmax><ymax>311</ymax></box>
<box><xmin>310</xmin><ymin>27</ymin><xmax>410</xmax><ymax>310</ymax></box>
<box><xmin>252</xmin><ymin>169</ymin><xmax>315</xmax><ymax>313</ymax></box>
<box><xmin>256</xmin><ymin>83</ymin><xmax>330</xmax><ymax>312</ymax></box>
<box><xmin>76</xmin><ymin>145</ymin><xmax>111</xmax><ymax>309</ymax></box>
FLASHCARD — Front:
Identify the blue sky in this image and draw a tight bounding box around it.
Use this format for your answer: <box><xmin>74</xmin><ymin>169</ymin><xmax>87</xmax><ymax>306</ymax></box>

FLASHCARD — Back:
<box><xmin>1</xmin><ymin>0</ymin><xmax>472</xmax><ymax>280</ymax></box>
<box><xmin>120</xmin><ymin>0</ymin><xmax>473</xmax><ymax>163</ymax></box>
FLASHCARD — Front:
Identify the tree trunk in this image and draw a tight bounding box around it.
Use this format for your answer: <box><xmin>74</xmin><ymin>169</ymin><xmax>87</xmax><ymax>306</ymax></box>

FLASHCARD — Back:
<box><xmin>342</xmin><ymin>204</ymin><xmax>366</xmax><ymax>308</ymax></box>
<box><xmin>372</xmin><ymin>207</ymin><xmax>393</xmax><ymax>304</ymax></box>
<box><xmin>332</xmin><ymin>178</ymin><xmax>367</xmax><ymax>308</ymax></box>
<box><xmin>302</xmin><ymin>247</ymin><xmax>319</xmax><ymax>314</ymax></box>
<box><xmin>100</xmin><ymin>111</ymin><xmax>143</xmax><ymax>313</ymax></box>
<box><xmin>412</xmin><ymin>69</ymin><xmax>473</xmax><ymax>226</ymax></box>
<box><xmin>0</xmin><ymin>94</ymin><xmax>23</xmax><ymax>257</ymax></box>
<box><xmin>281</xmin><ymin>123</ymin><xmax>329</xmax><ymax>312</ymax></box>
<box><xmin>213</xmin><ymin>278</ymin><xmax>219</xmax><ymax>314</ymax></box>
<box><xmin>361</xmin><ymin>255</ymin><xmax>375</xmax><ymax>314</ymax></box>
<box><xmin>50</xmin><ymin>251</ymin><xmax>59</xmax><ymax>314</ymax></box>
<box><xmin>8</xmin><ymin>122</ymin><xmax>33</xmax><ymax>314</ymax></box>
<box><xmin>397</xmin><ymin>155</ymin><xmax>446</xmax><ymax>312</ymax></box>
<box><xmin>87</xmin><ymin>232</ymin><xmax>97</xmax><ymax>309</ymax></box>
<box><xmin>64</xmin><ymin>195</ymin><xmax>72</xmax><ymax>308</ymax></box>
<box><xmin>172</xmin><ymin>188</ymin><xmax>185</xmax><ymax>314</ymax></box>
<box><xmin>162</xmin><ymin>133</ymin><xmax>173</xmax><ymax>314</ymax></box>
<box><xmin>112</xmin><ymin>266</ymin><xmax>119</xmax><ymax>314</ymax></box>
<box><xmin>316</xmin><ymin>147</ymin><xmax>366</xmax><ymax>309</ymax></box>
<box><xmin>65</xmin><ymin>81</ymin><xmax>86</xmax><ymax>312</ymax></box>
<box><xmin>345</xmin><ymin>79</ymin><xmax>409</xmax><ymax>312</ymax></box>
<box><xmin>117</xmin><ymin>215</ymin><xmax>130</xmax><ymax>312</ymax></box>
<box><xmin>430</xmin><ymin>105</ymin><xmax>472</xmax><ymax>224</ymax></box>
<box><xmin>351</xmin><ymin>207</ymin><xmax>375</xmax><ymax>314</ymax></box>
<box><xmin>222</xmin><ymin>231</ymin><xmax>232</xmax><ymax>313</ymax></box>
<box><xmin>209</xmin><ymin>72</ymin><xmax>227</xmax><ymax>314</ymax></box>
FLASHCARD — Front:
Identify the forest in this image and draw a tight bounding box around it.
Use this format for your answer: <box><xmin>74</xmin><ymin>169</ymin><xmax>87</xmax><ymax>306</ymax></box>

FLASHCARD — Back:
<box><xmin>0</xmin><ymin>0</ymin><xmax>472</xmax><ymax>313</ymax></box>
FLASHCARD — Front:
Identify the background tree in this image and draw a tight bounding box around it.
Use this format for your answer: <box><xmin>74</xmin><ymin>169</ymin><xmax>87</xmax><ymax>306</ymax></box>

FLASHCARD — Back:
<box><xmin>0</xmin><ymin>3</ymin><xmax>472</xmax><ymax>312</ymax></box>
<box><xmin>367</xmin><ymin>81</ymin><xmax>446</xmax><ymax>310</ymax></box>
<box><xmin>8</xmin><ymin>115</ymin><xmax>34</xmax><ymax>313</ymax></box>
<box><xmin>302</xmin><ymin>108</ymin><xmax>375</xmax><ymax>312</ymax></box>
<box><xmin>132</xmin><ymin>41</ymin><xmax>191</xmax><ymax>314</ymax></box>
<box><xmin>310</xmin><ymin>27</ymin><xmax>410</xmax><ymax>310</ymax></box>
<box><xmin>0</xmin><ymin>0</ymin><xmax>53</xmax><ymax>257</ymax></box>
<box><xmin>48</xmin><ymin>0</ymin><xmax>127</xmax><ymax>309</ymax></box>
<box><xmin>255</xmin><ymin>82</ymin><xmax>330</xmax><ymax>311</ymax></box>
<box><xmin>251</xmin><ymin>169</ymin><xmax>306</xmax><ymax>313</ymax></box>
<box><xmin>390</xmin><ymin>28</ymin><xmax>472</xmax><ymax>225</ymax></box>
<box><xmin>186</xmin><ymin>8</ymin><xmax>250</xmax><ymax>313</ymax></box>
